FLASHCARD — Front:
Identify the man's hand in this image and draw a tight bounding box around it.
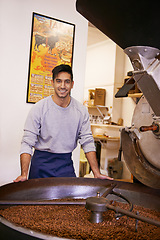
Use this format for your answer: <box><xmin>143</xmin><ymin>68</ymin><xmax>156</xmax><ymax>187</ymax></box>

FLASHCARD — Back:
<box><xmin>85</xmin><ymin>151</ymin><xmax>113</xmax><ymax>180</ymax></box>
<box><xmin>14</xmin><ymin>175</ymin><xmax>27</xmax><ymax>182</ymax></box>
<box><xmin>14</xmin><ymin>153</ymin><xmax>31</xmax><ymax>183</ymax></box>
<box><xmin>94</xmin><ymin>172</ymin><xmax>113</xmax><ymax>180</ymax></box>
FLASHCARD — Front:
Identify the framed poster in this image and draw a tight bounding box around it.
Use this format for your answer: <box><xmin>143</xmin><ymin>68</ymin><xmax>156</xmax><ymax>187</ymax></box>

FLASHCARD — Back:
<box><xmin>27</xmin><ymin>12</ymin><xmax>75</xmax><ymax>103</ymax></box>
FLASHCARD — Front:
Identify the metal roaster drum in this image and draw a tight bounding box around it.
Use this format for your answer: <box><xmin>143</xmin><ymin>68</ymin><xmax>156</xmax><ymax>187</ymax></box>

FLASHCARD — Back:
<box><xmin>0</xmin><ymin>178</ymin><xmax>160</xmax><ymax>239</ymax></box>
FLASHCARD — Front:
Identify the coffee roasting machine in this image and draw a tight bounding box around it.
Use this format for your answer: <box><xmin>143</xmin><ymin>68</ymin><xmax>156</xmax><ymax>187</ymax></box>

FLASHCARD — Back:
<box><xmin>0</xmin><ymin>0</ymin><xmax>160</xmax><ymax>239</ymax></box>
<box><xmin>76</xmin><ymin>0</ymin><xmax>160</xmax><ymax>189</ymax></box>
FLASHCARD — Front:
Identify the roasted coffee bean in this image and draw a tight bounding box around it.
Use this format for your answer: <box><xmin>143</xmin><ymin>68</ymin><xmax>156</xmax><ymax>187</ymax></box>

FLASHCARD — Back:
<box><xmin>0</xmin><ymin>199</ymin><xmax>159</xmax><ymax>239</ymax></box>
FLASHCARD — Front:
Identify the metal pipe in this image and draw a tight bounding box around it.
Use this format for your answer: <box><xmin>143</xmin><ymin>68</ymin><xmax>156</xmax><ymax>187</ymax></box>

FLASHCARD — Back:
<box><xmin>107</xmin><ymin>204</ymin><xmax>160</xmax><ymax>227</ymax></box>
<box><xmin>101</xmin><ymin>183</ymin><xmax>117</xmax><ymax>198</ymax></box>
<box><xmin>0</xmin><ymin>200</ymin><xmax>86</xmax><ymax>205</ymax></box>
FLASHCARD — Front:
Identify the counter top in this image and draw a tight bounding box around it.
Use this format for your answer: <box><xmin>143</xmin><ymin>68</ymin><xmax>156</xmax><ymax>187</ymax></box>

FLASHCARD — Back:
<box><xmin>93</xmin><ymin>134</ymin><xmax>120</xmax><ymax>141</ymax></box>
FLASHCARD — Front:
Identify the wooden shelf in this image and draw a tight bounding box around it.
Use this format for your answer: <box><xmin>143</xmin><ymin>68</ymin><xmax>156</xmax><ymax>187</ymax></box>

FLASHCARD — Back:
<box><xmin>128</xmin><ymin>93</ymin><xmax>143</xmax><ymax>103</ymax></box>
<box><xmin>91</xmin><ymin>124</ymin><xmax>122</xmax><ymax>128</ymax></box>
<box><xmin>87</xmin><ymin>106</ymin><xmax>97</xmax><ymax>109</ymax></box>
<box><xmin>88</xmin><ymin>105</ymin><xmax>108</xmax><ymax>109</ymax></box>
<box><xmin>128</xmin><ymin>93</ymin><xmax>143</xmax><ymax>98</ymax></box>
<box><xmin>93</xmin><ymin>134</ymin><xmax>120</xmax><ymax>141</ymax></box>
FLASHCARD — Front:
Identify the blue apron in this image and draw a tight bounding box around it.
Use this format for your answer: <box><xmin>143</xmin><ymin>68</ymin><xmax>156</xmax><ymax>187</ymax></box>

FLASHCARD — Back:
<box><xmin>28</xmin><ymin>150</ymin><xmax>76</xmax><ymax>179</ymax></box>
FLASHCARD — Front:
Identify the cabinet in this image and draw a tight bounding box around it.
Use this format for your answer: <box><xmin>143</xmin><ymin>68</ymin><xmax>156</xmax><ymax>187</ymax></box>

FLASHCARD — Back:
<box><xmin>91</xmin><ymin>123</ymin><xmax>121</xmax><ymax>174</ymax></box>
<box><xmin>88</xmin><ymin>105</ymin><xmax>113</xmax><ymax>125</ymax></box>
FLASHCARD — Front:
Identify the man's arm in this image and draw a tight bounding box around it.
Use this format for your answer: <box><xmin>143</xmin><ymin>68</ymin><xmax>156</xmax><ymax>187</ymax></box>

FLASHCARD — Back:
<box><xmin>85</xmin><ymin>151</ymin><xmax>113</xmax><ymax>180</ymax></box>
<box><xmin>14</xmin><ymin>153</ymin><xmax>31</xmax><ymax>182</ymax></box>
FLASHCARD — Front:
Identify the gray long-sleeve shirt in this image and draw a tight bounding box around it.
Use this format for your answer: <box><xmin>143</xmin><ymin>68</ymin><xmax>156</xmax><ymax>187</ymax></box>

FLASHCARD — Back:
<box><xmin>20</xmin><ymin>96</ymin><xmax>96</xmax><ymax>155</ymax></box>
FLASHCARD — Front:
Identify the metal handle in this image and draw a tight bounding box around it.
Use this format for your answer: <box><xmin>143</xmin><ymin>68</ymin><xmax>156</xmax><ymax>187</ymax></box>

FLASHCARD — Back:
<box><xmin>139</xmin><ymin>124</ymin><xmax>159</xmax><ymax>132</ymax></box>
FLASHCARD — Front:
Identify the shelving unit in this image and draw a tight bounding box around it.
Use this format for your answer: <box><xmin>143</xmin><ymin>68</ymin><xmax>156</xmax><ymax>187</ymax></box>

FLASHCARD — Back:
<box><xmin>91</xmin><ymin>124</ymin><xmax>121</xmax><ymax>140</ymax></box>
<box><xmin>88</xmin><ymin>105</ymin><xmax>122</xmax><ymax>139</ymax></box>
<box><xmin>128</xmin><ymin>92</ymin><xmax>143</xmax><ymax>103</ymax></box>
<box><xmin>91</xmin><ymin>123</ymin><xmax>121</xmax><ymax>128</ymax></box>
<box><xmin>88</xmin><ymin>105</ymin><xmax>109</xmax><ymax>115</ymax></box>
<box><xmin>92</xmin><ymin>134</ymin><xmax>120</xmax><ymax>141</ymax></box>
<box><xmin>87</xmin><ymin>105</ymin><xmax>110</xmax><ymax>123</ymax></box>
<box><xmin>128</xmin><ymin>93</ymin><xmax>143</xmax><ymax>98</ymax></box>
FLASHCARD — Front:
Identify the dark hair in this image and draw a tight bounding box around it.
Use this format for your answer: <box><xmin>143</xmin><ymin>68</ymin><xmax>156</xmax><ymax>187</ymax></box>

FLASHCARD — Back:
<box><xmin>52</xmin><ymin>64</ymin><xmax>73</xmax><ymax>81</ymax></box>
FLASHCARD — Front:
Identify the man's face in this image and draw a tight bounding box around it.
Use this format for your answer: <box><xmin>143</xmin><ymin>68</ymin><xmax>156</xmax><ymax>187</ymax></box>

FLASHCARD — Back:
<box><xmin>53</xmin><ymin>72</ymin><xmax>74</xmax><ymax>98</ymax></box>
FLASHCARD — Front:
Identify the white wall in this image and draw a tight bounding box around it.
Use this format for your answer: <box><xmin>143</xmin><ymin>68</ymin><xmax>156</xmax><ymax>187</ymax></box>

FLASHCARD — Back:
<box><xmin>0</xmin><ymin>0</ymin><xmax>88</xmax><ymax>186</ymax></box>
<box><xmin>84</xmin><ymin>35</ymin><xmax>136</xmax><ymax>126</ymax></box>
<box><xmin>84</xmin><ymin>39</ymin><xmax>116</xmax><ymax>107</ymax></box>
<box><xmin>84</xmin><ymin>32</ymin><xmax>136</xmax><ymax>180</ymax></box>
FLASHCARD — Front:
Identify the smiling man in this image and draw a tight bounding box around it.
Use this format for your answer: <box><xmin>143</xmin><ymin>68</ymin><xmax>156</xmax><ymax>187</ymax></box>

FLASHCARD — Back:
<box><xmin>14</xmin><ymin>64</ymin><xmax>111</xmax><ymax>182</ymax></box>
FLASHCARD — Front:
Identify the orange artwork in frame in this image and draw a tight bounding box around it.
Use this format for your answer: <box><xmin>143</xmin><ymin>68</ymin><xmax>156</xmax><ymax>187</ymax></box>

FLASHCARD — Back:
<box><xmin>27</xmin><ymin>12</ymin><xmax>75</xmax><ymax>103</ymax></box>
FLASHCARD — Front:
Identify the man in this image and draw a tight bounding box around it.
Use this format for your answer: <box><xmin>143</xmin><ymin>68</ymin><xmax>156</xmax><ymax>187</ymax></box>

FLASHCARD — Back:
<box><xmin>14</xmin><ymin>64</ymin><xmax>111</xmax><ymax>182</ymax></box>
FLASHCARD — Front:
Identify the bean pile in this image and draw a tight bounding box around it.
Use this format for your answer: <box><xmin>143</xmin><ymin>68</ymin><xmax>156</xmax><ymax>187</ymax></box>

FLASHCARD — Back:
<box><xmin>0</xmin><ymin>200</ymin><xmax>160</xmax><ymax>239</ymax></box>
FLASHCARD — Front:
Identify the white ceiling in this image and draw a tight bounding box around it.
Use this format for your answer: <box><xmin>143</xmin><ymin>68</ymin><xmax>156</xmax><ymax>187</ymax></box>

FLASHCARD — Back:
<box><xmin>87</xmin><ymin>25</ymin><xmax>109</xmax><ymax>46</ymax></box>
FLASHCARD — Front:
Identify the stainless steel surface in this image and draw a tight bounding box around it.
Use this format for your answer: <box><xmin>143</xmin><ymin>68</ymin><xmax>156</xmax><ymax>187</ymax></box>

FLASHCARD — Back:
<box><xmin>121</xmin><ymin>127</ymin><xmax>160</xmax><ymax>189</ymax></box>
<box><xmin>120</xmin><ymin>78</ymin><xmax>160</xmax><ymax>188</ymax></box>
<box><xmin>121</xmin><ymin>47</ymin><xmax>160</xmax><ymax>189</ymax></box>
<box><xmin>124</xmin><ymin>46</ymin><xmax>160</xmax><ymax>116</ymax></box>
<box><xmin>132</xmin><ymin>96</ymin><xmax>160</xmax><ymax>169</ymax></box>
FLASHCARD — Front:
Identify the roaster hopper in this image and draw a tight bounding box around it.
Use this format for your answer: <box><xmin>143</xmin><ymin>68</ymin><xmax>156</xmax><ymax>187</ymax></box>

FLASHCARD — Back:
<box><xmin>0</xmin><ymin>1</ymin><xmax>160</xmax><ymax>239</ymax></box>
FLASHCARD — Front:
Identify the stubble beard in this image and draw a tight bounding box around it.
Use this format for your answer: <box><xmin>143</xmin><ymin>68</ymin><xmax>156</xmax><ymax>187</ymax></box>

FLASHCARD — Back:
<box><xmin>55</xmin><ymin>89</ymin><xmax>70</xmax><ymax>99</ymax></box>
